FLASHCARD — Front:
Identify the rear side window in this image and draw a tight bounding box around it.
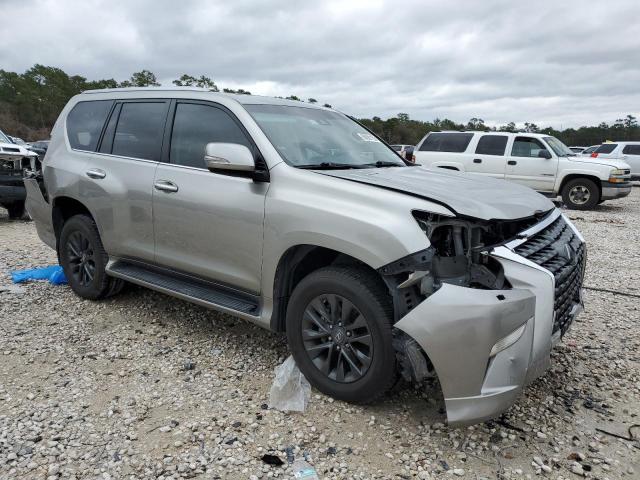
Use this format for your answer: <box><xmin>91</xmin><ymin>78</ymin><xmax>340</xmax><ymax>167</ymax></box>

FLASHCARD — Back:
<box><xmin>475</xmin><ymin>135</ymin><xmax>508</xmax><ymax>156</ymax></box>
<box><xmin>111</xmin><ymin>102</ymin><xmax>168</xmax><ymax>161</ymax></box>
<box><xmin>66</xmin><ymin>100</ymin><xmax>112</xmax><ymax>152</ymax></box>
<box><xmin>511</xmin><ymin>137</ymin><xmax>547</xmax><ymax>157</ymax></box>
<box><xmin>419</xmin><ymin>133</ymin><xmax>474</xmax><ymax>153</ymax></box>
<box><xmin>595</xmin><ymin>144</ymin><xmax>617</xmax><ymax>154</ymax></box>
<box><xmin>169</xmin><ymin>103</ymin><xmax>251</xmax><ymax>168</ymax></box>
<box><xmin>622</xmin><ymin>144</ymin><xmax>640</xmax><ymax>155</ymax></box>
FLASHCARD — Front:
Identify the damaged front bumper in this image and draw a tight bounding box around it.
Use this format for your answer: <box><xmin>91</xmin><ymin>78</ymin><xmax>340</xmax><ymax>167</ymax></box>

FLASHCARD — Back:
<box><xmin>394</xmin><ymin>210</ymin><xmax>585</xmax><ymax>425</ymax></box>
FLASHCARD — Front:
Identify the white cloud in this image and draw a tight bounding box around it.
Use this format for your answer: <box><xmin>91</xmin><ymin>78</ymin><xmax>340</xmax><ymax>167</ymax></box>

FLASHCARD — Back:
<box><xmin>1</xmin><ymin>0</ymin><xmax>639</xmax><ymax>127</ymax></box>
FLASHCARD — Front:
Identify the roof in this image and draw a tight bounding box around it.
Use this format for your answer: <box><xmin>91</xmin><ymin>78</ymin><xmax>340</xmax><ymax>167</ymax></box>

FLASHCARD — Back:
<box><xmin>80</xmin><ymin>86</ymin><xmax>329</xmax><ymax>109</ymax></box>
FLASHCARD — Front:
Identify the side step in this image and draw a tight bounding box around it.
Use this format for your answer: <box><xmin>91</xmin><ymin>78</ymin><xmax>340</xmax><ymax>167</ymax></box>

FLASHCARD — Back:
<box><xmin>106</xmin><ymin>260</ymin><xmax>260</xmax><ymax>317</ymax></box>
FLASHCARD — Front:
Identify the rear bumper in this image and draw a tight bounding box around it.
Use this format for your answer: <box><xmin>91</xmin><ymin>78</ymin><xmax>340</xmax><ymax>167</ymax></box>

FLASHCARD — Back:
<box><xmin>0</xmin><ymin>185</ymin><xmax>26</xmax><ymax>203</ymax></box>
<box><xmin>24</xmin><ymin>178</ymin><xmax>56</xmax><ymax>250</ymax></box>
<box><xmin>601</xmin><ymin>181</ymin><xmax>632</xmax><ymax>200</ymax></box>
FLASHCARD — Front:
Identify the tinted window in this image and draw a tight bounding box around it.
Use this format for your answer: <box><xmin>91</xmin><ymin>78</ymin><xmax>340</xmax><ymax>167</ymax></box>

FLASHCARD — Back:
<box><xmin>622</xmin><ymin>144</ymin><xmax>640</xmax><ymax>155</ymax></box>
<box><xmin>595</xmin><ymin>143</ymin><xmax>617</xmax><ymax>154</ymax></box>
<box><xmin>419</xmin><ymin>133</ymin><xmax>474</xmax><ymax>153</ymax></box>
<box><xmin>583</xmin><ymin>146</ymin><xmax>598</xmax><ymax>154</ymax></box>
<box><xmin>170</xmin><ymin>103</ymin><xmax>251</xmax><ymax>168</ymax></box>
<box><xmin>475</xmin><ymin>135</ymin><xmax>508</xmax><ymax>156</ymax></box>
<box><xmin>66</xmin><ymin>100</ymin><xmax>112</xmax><ymax>151</ymax></box>
<box><xmin>112</xmin><ymin>102</ymin><xmax>168</xmax><ymax>161</ymax></box>
<box><xmin>511</xmin><ymin>137</ymin><xmax>548</xmax><ymax>157</ymax></box>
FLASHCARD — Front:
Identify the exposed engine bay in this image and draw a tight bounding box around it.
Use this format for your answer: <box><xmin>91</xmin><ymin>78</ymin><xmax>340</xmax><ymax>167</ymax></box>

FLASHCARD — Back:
<box><xmin>381</xmin><ymin>210</ymin><xmax>550</xmax><ymax>384</ymax></box>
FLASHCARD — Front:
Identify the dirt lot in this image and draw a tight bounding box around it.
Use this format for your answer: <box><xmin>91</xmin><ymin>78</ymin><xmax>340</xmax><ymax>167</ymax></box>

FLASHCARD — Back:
<box><xmin>1</xmin><ymin>190</ymin><xmax>639</xmax><ymax>480</ymax></box>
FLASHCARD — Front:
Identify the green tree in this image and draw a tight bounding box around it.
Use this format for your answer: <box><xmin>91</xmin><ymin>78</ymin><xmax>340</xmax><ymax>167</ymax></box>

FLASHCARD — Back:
<box><xmin>120</xmin><ymin>70</ymin><xmax>160</xmax><ymax>87</ymax></box>
<box><xmin>286</xmin><ymin>95</ymin><xmax>301</xmax><ymax>101</ymax></box>
<box><xmin>173</xmin><ymin>74</ymin><xmax>219</xmax><ymax>91</ymax></box>
<box><xmin>323</xmin><ymin>103</ymin><xmax>332</xmax><ymax>108</ymax></box>
<box><xmin>307</xmin><ymin>98</ymin><xmax>317</xmax><ymax>103</ymax></box>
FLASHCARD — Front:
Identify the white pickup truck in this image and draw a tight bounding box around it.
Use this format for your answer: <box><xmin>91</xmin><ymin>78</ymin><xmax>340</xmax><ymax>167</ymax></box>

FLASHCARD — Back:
<box><xmin>413</xmin><ymin>131</ymin><xmax>632</xmax><ymax>210</ymax></box>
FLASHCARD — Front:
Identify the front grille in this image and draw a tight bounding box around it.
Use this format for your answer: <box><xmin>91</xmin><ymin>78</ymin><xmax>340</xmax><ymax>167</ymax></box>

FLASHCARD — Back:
<box><xmin>514</xmin><ymin>215</ymin><xmax>586</xmax><ymax>335</ymax></box>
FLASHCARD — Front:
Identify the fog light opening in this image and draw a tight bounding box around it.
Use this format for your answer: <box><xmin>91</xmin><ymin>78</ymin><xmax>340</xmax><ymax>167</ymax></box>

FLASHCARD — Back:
<box><xmin>489</xmin><ymin>323</ymin><xmax>527</xmax><ymax>357</ymax></box>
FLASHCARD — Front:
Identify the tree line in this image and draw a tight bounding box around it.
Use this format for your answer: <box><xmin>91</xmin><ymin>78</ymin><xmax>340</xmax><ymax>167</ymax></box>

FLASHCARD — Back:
<box><xmin>1</xmin><ymin>65</ymin><xmax>638</xmax><ymax>147</ymax></box>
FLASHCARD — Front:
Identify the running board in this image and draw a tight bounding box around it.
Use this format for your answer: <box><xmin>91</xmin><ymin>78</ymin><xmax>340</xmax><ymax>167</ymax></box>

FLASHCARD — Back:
<box><xmin>106</xmin><ymin>260</ymin><xmax>260</xmax><ymax>317</ymax></box>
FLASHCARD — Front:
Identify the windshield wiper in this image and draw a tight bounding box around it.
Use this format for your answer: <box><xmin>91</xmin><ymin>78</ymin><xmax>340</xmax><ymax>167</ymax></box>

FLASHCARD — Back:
<box><xmin>363</xmin><ymin>161</ymin><xmax>405</xmax><ymax>168</ymax></box>
<box><xmin>296</xmin><ymin>162</ymin><xmax>367</xmax><ymax>170</ymax></box>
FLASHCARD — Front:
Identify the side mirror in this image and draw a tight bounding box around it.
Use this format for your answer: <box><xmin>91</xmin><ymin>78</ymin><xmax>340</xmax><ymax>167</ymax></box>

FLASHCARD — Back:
<box><xmin>538</xmin><ymin>150</ymin><xmax>552</xmax><ymax>159</ymax></box>
<box><xmin>204</xmin><ymin>143</ymin><xmax>255</xmax><ymax>173</ymax></box>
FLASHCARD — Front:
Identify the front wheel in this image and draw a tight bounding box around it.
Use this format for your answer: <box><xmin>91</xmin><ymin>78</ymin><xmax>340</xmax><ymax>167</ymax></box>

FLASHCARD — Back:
<box><xmin>561</xmin><ymin>178</ymin><xmax>600</xmax><ymax>210</ymax></box>
<box><xmin>285</xmin><ymin>266</ymin><xmax>397</xmax><ymax>403</ymax></box>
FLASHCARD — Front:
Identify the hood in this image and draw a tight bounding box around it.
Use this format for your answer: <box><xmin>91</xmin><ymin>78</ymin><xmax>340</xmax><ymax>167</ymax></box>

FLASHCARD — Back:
<box><xmin>318</xmin><ymin>166</ymin><xmax>555</xmax><ymax>221</ymax></box>
<box><xmin>567</xmin><ymin>156</ymin><xmax>630</xmax><ymax>170</ymax></box>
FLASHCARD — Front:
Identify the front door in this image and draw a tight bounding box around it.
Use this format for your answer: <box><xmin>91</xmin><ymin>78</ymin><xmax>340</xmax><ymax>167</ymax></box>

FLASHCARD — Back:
<box><xmin>505</xmin><ymin>136</ymin><xmax>558</xmax><ymax>192</ymax></box>
<box><xmin>152</xmin><ymin>101</ymin><xmax>267</xmax><ymax>294</ymax></box>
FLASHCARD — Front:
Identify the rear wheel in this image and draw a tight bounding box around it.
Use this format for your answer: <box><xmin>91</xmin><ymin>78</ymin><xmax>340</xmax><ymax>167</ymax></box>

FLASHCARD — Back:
<box><xmin>286</xmin><ymin>266</ymin><xmax>396</xmax><ymax>403</ymax></box>
<box><xmin>561</xmin><ymin>178</ymin><xmax>600</xmax><ymax>210</ymax></box>
<box><xmin>59</xmin><ymin>214</ymin><xmax>124</xmax><ymax>300</ymax></box>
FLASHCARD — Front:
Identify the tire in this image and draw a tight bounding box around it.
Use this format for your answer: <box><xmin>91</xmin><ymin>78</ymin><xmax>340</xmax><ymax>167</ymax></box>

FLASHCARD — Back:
<box><xmin>6</xmin><ymin>201</ymin><xmax>25</xmax><ymax>220</ymax></box>
<box><xmin>58</xmin><ymin>214</ymin><xmax>124</xmax><ymax>300</ymax></box>
<box><xmin>286</xmin><ymin>266</ymin><xmax>396</xmax><ymax>403</ymax></box>
<box><xmin>561</xmin><ymin>178</ymin><xmax>600</xmax><ymax>210</ymax></box>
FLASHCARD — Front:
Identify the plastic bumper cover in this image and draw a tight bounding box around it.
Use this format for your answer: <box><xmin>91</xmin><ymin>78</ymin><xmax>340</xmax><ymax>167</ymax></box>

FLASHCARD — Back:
<box><xmin>395</xmin><ymin>283</ymin><xmax>536</xmax><ymax>425</ymax></box>
<box><xmin>601</xmin><ymin>181</ymin><xmax>632</xmax><ymax>200</ymax></box>
<box><xmin>24</xmin><ymin>178</ymin><xmax>56</xmax><ymax>250</ymax></box>
<box><xmin>0</xmin><ymin>185</ymin><xmax>26</xmax><ymax>202</ymax></box>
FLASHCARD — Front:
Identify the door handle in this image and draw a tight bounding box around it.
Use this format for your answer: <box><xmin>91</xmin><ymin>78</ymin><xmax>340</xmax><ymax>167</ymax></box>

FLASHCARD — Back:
<box><xmin>507</xmin><ymin>160</ymin><xmax>517</xmax><ymax>165</ymax></box>
<box><xmin>473</xmin><ymin>158</ymin><xmax>482</xmax><ymax>164</ymax></box>
<box><xmin>154</xmin><ymin>180</ymin><xmax>179</xmax><ymax>193</ymax></box>
<box><xmin>86</xmin><ymin>168</ymin><xmax>106</xmax><ymax>179</ymax></box>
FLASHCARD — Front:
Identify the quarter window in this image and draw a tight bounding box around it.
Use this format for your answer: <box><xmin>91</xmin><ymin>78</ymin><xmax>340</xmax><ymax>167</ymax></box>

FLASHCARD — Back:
<box><xmin>419</xmin><ymin>133</ymin><xmax>474</xmax><ymax>153</ymax></box>
<box><xmin>511</xmin><ymin>137</ymin><xmax>548</xmax><ymax>158</ymax></box>
<box><xmin>170</xmin><ymin>103</ymin><xmax>251</xmax><ymax>168</ymax></box>
<box><xmin>66</xmin><ymin>100</ymin><xmax>113</xmax><ymax>152</ymax></box>
<box><xmin>111</xmin><ymin>102</ymin><xmax>168</xmax><ymax>161</ymax></box>
<box><xmin>622</xmin><ymin>145</ymin><xmax>640</xmax><ymax>155</ymax></box>
<box><xmin>475</xmin><ymin>135</ymin><xmax>508</xmax><ymax>156</ymax></box>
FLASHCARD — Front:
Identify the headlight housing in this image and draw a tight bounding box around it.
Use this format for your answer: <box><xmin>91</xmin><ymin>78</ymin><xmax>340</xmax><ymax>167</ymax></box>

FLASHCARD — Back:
<box><xmin>608</xmin><ymin>168</ymin><xmax>630</xmax><ymax>183</ymax></box>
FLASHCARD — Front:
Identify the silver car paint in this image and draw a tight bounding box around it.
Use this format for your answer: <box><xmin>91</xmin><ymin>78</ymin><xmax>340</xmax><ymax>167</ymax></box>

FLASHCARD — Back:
<box><xmin>26</xmin><ymin>87</ymin><xmax>584</xmax><ymax>426</ymax></box>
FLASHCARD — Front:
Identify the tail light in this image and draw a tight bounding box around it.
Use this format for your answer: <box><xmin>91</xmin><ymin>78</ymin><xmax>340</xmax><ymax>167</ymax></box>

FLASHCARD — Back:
<box><xmin>591</xmin><ymin>152</ymin><xmax>598</xmax><ymax>157</ymax></box>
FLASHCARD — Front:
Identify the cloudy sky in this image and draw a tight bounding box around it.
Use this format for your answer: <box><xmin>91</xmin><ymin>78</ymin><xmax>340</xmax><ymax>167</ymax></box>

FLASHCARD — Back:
<box><xmin>2</xmin><ymin>0</ymin><xmax>639</xmax><ymax>128</ymax></box>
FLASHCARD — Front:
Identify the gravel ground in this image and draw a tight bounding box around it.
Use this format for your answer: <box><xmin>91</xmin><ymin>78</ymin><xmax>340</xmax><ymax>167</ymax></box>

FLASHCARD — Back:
<box><xmin>1</xmin><ymin>190</ymin><xmax>639</xmax><ymax>480</ymax></box>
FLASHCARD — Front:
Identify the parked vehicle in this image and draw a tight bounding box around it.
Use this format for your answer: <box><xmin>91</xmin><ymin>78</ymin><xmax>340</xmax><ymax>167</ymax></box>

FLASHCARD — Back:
<box><xmin>569</xmin><ymin>146</ymin><xmax>586</xmax><ymax>154</ymax></box>
<box><xmin>579</xmin><ymin>145</ymin><xmax>600</xmax><ymax>156</ymax></box>
<box><xmin>28</xmin><ymin>140</ymin><xmax>50</xmax><ymax>154</ymax></box>
<box><xmin>26</xmin><ymin>88</ymin><xmax>587</xmax><ymax>425</ymax></box>
<box><xmin>413</xmin><ymin>131</ymin><xmax>632</xmax><ymax>210</ymax></box>
<box><xmin>0</xmin><ymin>128</ymin><xmax>38</xmax><ymax>218</ymax></box>
<box><xmin>591</xmin><ymin>142</ymin><xmax>640</xmax><ymax>179</ymax></box>
<box><xmin>391</xmin><ymin>144</ymin><xmax>415</xmax><ymax>162</ymax></box>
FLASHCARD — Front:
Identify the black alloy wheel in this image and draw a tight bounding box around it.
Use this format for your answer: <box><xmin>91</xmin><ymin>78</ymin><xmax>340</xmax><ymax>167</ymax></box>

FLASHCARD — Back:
<box><xmin>66</xmin><ymin>230</ymin><xmax>97</xmax><ymax>287</ymax></box>
<box><xmin>301</xmin><ymin>294</ymin><xmax>373</xmax><ymax>383</ymax></box>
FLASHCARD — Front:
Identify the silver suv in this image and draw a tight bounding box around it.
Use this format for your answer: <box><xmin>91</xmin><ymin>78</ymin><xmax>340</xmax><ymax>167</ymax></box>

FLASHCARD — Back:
<box><xmin>26</xmin><ymin>88</ymin><xmax>586</xmax><ymax>425</ymax></box>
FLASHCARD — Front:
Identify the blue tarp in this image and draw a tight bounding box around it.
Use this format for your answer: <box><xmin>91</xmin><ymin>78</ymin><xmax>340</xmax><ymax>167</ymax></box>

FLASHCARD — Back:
<box><xmin>11</xmin><ymin>265</ymin><xmax>67</xmax><ymax>285</ymax></box>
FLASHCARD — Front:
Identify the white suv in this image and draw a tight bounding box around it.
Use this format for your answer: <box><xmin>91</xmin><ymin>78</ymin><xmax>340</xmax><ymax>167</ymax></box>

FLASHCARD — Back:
<box><xmin>414</xmin><ymin>131</ymin><xmax>632</xmax><ymax>210</ymax></box>
<box><xmin>590</xmin><ymin>142</ymin><xmax>640</xmax><ymax>179</ymax></box>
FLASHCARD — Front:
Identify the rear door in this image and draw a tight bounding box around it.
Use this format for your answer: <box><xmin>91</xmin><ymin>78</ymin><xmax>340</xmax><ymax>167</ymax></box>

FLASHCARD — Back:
<box><xmin>152</xmin><ymin>100</ymin><xmax>267</xmax><ymax>293</ymax></box>
<box><xmin>621</xmin><ymin>144</ymin><xmax>640</xmax><ymax>177</ymax></box>
<box><xmin>80</xmin><ymin>99</ymin><xmax>169</xmax><ymax>261</ymax></box>
<box><xmin>467</xmin><ymin>134</ymin><xmax>508</xmax><ymax>178</ymax></box>
<box><xmin>505</xmin><ymin>136</ymin><xmax>557</xmax><ymax>192</ymax></box>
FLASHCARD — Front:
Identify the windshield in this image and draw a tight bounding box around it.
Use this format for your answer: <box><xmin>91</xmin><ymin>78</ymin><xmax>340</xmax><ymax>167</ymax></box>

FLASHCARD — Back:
<box><xmin>244</xmin><ymin>105</ymin><xmax>405</xmax><ymax>168</ymax></box>
<box><xmin>0</xmin><ymin>129</ymin><xmax>11</xmax><ymax>144</ymax></box>
<box><xmin>544</xmin><ymin>136</ymin><xmax>575</xmax><ymax>157</ymax></box>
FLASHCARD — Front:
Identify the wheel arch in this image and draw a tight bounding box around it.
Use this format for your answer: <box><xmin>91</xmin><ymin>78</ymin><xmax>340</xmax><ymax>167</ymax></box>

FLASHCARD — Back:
<box><xmin>270</xmin><ymin>244</ymin><xmax>388</xmax><ymax>332</ymax></box>
<box><xmin>559</xmin><ymin>174</ymin><xmax>602</xmax><ymax>198</ymax></box>
<box><xmin>51</xmin><ymin>196</ymin><xmax>94</xmax><ymax>249</ymax></box>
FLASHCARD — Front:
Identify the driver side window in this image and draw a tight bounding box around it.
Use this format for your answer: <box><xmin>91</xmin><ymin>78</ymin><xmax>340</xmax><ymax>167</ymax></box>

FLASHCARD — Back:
<box><xmin>170</xmin><ymin>103</ymin><xmax>252</xmax><ymax>169</ymax></box>
<box><xmin>511</xmin><ymin>137</ymin><xmax>548</xmax><ymax>158</ymax></box>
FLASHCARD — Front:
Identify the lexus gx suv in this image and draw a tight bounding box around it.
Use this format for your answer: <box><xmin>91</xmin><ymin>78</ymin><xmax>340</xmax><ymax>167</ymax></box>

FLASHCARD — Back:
<box><xmin>26</xmin><ymin>88</ymin><xmax>586</xmax><ymax>425</ymax></box>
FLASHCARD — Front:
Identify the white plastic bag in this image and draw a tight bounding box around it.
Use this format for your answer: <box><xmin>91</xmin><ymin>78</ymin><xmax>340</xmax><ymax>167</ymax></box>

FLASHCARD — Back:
<box><xmin>268</xmin><ymin>356</ymin><xmax>311</xmax><ymax>412</ymax></box>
